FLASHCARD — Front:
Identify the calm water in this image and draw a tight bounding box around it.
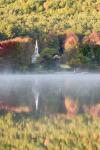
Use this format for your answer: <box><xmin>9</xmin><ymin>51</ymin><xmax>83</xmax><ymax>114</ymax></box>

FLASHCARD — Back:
<box><xmin>0</xmin><ymin>72</ymin><xmax>100</xmax><ymax>114</ymax></box>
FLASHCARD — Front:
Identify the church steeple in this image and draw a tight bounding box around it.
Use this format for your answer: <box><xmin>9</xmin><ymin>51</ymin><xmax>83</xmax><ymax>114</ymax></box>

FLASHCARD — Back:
<box><xmin>31</xmin><ymin>39</ymin><xmax>39</xmax><ymax>63</ymax></box>
<box><xmin>34</xmin><ymin>40</ymin><xmax>39</xmax><ymax>54</ymax></box>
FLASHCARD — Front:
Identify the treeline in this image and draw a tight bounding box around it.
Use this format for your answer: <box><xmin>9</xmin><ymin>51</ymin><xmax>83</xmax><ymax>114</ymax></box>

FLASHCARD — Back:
<box><xmin>0</xmin><ymin>0</ymin><xmax>100</xmax><ymax>70</ymax></box>
<box><xmin>0</xmin><ymin>31</ymin><xmax>100</xmax><ymax>71</ymax></box>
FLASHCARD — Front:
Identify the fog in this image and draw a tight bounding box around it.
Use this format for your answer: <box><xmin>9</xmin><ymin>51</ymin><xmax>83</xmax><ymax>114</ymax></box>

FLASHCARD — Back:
<box><xmin>0</xmin><ymin>72</ymin><xmax>100</xmax><ymax>112</ymax></box>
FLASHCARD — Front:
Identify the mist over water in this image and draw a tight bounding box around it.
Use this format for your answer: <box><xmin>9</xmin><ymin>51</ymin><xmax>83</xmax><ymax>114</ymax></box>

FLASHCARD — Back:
<box><xmin>0</xmin><ymin>72</ymin><xmax>100</xmax><ymax>113</ymax></box>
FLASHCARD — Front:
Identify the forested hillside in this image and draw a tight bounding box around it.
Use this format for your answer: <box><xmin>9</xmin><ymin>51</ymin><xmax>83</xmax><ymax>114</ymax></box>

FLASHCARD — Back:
<box><xmin>0</xmin><ymin>0</ymin><xmax>99</xmax><ymax>39</ymax></box>
<box><xmin>0</xmin><ymin>0</ymin><xmax>100</xmax><ymax>71</ymax></box>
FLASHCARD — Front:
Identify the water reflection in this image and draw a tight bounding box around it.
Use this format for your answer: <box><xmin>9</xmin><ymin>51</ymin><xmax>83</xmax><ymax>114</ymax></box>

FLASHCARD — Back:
<box><xmin>0</xmin><ymin>73</ymin><xmax>100</xmax><ymax>114</ymax></box>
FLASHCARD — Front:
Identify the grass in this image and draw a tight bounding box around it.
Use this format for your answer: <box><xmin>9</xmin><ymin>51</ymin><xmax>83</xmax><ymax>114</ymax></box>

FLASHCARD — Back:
<box><xmin>0</xmin><ymin>112</ymin><xmax>100</xmax><ymax>150</ymax></box>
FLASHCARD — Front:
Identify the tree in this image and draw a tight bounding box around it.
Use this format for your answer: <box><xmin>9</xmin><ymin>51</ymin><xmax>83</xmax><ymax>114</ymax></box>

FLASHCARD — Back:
<box><xmin>37</xmin><ymin>47</ymin><xmax>59</xmax><ymax>69</ymax></box>
<box><xmin>47</xmin><ymin>35</ymin><xmax>60</xmax><ymax>51</ymax></box>
<box><xmin>62</xmin><ymin>31</ymin><xmax>79</xmax><ymax>64</ymax></box>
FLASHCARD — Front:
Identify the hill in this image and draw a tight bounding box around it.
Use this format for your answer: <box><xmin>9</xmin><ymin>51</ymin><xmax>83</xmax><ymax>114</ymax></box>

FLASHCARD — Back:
<box><xmin>0</xmin><ymin>0</ymin><xmax>99</xmax><ymax>39</ymax></box>
<box><xmin>0</xmin><ymin>0</ymin><xmax>100</xmax><ymax>71</ymax></box>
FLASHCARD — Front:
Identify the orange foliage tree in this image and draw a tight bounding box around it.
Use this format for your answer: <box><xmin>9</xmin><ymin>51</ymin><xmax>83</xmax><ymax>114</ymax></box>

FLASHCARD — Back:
<box><xmin>84</xmin><ymin>32</ymin><xmax>100</xmax><ymax>45</ymax></box>
<box><xmin>64</xmin><ymin>31</ymin><xmax>79</xmax><ymax>51</ymax></box>
<box><xmin>64</xmin><ymin>97</ymin><xmax>79</xmax><ymax>118</ymax></box>
<box><xmin>84</xmin><ymin>103</ymin><xmax>100</xmax><ymax>118</ymax></box>
<box><xmin>62</xmin><ymin>31</ymin><xmax>79</xmax><ymax>65</ymax></box>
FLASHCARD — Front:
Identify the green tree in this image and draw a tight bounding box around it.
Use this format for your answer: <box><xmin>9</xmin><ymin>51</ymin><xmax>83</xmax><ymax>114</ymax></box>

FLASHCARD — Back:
<box><xmin>37</xmin><ymin>47</ymin><xmax>59</xmax><ymax>69</ymax></box>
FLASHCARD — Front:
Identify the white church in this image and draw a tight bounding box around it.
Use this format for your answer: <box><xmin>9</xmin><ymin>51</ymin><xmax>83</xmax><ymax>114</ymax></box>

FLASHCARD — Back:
<box><xmin>31</xmin><ymin>40</ymin><xmax>40</xmax><ymax>64</ymax></box>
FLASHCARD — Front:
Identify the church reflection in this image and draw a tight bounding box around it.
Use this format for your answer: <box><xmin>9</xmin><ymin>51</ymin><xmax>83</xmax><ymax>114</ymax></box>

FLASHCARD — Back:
<box><xmin>0</xmin><ymin>74</ymin><xmax>100</xmax><ymax>114</ymax></box>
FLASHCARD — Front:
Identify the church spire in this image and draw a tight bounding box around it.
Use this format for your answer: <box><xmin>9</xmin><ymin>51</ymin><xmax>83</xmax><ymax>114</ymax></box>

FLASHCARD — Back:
<box><xmin>31</xmin><ymin>39</ymin><xmax>40</xmax><ymax>64</ymax></box>
<box><xmin>35</xmin><ymin>39</ymin><xmax>39</xmax><ymax>54</ymax></box>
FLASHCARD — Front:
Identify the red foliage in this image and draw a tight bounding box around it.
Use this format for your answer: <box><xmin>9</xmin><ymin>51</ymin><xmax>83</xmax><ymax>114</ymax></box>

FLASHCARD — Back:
<box><xmin>0</xmin><ymin>37</ymin><xmax>32</xmax><ymax>56</ymax></box>
<box><xmin>85</xmin><ymin>32</ymin><xmax>100</xmax><ymax>45</ymax></box>
<box><xmin>84</xmin><ymin>103</ymin><xmax>100</xmax><ymax>118</ymax></box>
<box><xmin>64</xmin><ymin>97</ymin><xmax>79</xmax><ymax>118</ymax></box>
<box><xmin>0</xmin><ymin>41</ymin><xmax>16</xmax><ymax>56</ymax></box>
<box><xmin>89</xmin><ymin>104</ymin><xmax>100</xmax><ymax>118</ymax></box>
<box><xmin>12</xmin><ymin>37</ymin><xmax>32</xmax><ymax>43</ymax></box>
<box><xmin>64</xmin><ymin>31</ymin><xmax>78</xmax><ymax>50</ymax></box>
<box><xmin>0</xmin><ymin>101</ymin><xmax>32</xmax><ymax>113</ymax></box>
<box><xmin>67</xmin><ymin>36</ymin><xmax>77</xmax><ymax>45</ymax></box>
<box><xmin>65</xmin><ymin>31</ymin><xmax>76</xmax><ymax>38</ymax></box>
